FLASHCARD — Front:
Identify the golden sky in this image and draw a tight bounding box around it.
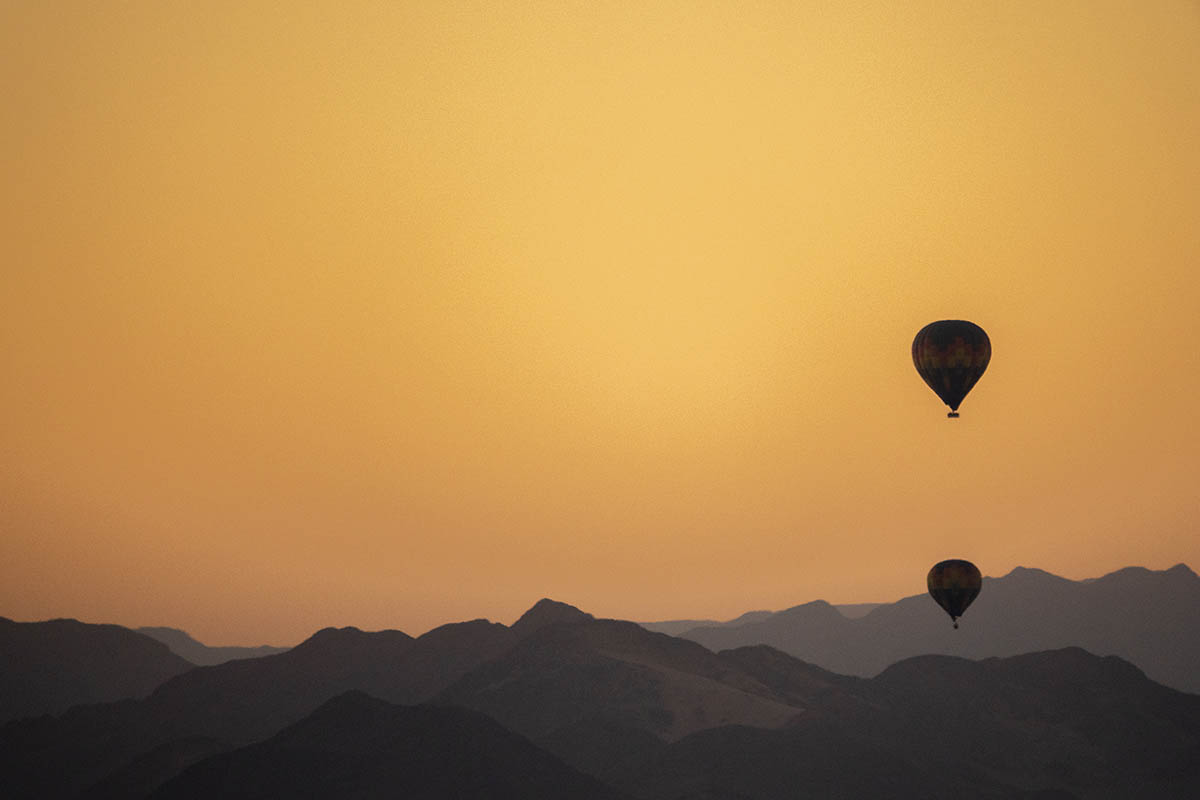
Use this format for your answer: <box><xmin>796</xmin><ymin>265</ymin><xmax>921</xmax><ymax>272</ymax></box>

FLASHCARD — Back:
<box><xmin>4</xmin><ymin>1</ymin><xmax>1198</xmax><ymax>646</ymax></box>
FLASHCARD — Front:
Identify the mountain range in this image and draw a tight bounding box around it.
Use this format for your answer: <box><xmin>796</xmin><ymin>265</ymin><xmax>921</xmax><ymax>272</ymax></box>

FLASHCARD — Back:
<box><xmin>3</xmin><ymin>564</ymin><xmax>1197</xmax><ymax>798</ymax></box>
<box><xmin>0</xmin><ymin>618</ymin><xmax>290</xmax><ymax>725</ymax></box>
<box><xmin>643</xmin><ymin>563</ymin><xmax>1200</xmax><ymax>694</ymax></box>
<box><xmin>0</xmin><ymin>617</ymin><xmax>194</xmax><ymax>724</ymax></box>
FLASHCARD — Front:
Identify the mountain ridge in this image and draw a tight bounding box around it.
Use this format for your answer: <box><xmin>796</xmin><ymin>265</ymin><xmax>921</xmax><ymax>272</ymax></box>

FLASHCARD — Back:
<box><xmin>0</xmin><ymin>617</ymin><xmax>195</xmax><ymax>725</ymax></box>
<box><xmin>655</xmin><ymin>562</ymin><xmax>1200</xmax><ymax>693</ymax></box>
<box><xmin>4</xmin><ymin>592</ymin><xmax>1199</xmax><ymax>799</ymax></box>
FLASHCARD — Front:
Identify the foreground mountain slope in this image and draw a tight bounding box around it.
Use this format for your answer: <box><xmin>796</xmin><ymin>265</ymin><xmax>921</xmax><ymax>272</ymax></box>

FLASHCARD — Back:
<box><xmin>675</xmin><ymin>563</ymin><xmax>1200</xmax><ymax>693</ymax></box>
<box><xmin>619</xmin><ymin>720</ymin><xmax>1019</xmax><ymax>800</ymax></box>
<box><xmin>0</xmin><ymin>617</ymin><xmax>195</xmax><ymax>724</ymax></box>
<box><xmin>147</xmin><ymin>691</ymin><xmax>630</xmax><ymax>800</ymax></box>
<box><xmin>857</xmin><ymin>648</ymin><xmax>1200</xmax><ymax>795</ymax></box>
<box><xmin>81</xmin><ymin>736</ymin><xmax>230</xmax><ymax>800</ymax></box>
<box><xmin>615</xmin><ymin>647</ymin><xmax>1200</xmax><ymax>799</ymax></box>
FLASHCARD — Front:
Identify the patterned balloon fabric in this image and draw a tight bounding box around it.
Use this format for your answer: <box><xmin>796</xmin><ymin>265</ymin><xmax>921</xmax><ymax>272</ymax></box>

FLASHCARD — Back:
<box><xmin>912</xmin><ymin>320</ymin><xmax>991</xmax><ymax>417</ymax></box>
<box><xmin>927</xmin><ymin>559</ymin><xmax>982</xmax><ymax>628</ymax></box>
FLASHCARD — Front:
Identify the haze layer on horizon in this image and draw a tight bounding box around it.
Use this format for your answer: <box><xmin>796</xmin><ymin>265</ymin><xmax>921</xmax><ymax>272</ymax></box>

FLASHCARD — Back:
<box><xmin>3</xmin><ymin>1</ymin><xmax>1198</xmax><ymax>645</ymax></box>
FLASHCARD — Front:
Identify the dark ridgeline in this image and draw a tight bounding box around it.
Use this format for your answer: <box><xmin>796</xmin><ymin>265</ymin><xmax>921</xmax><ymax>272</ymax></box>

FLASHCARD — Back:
<box><xmin>0</xmin><ymin>617</ymin><xmax>195</xmax><ymax>724</ymax></box>
<box><xmin>136</xmin><ymin>627</ymin><xmax>289</xmax><ymax>667</ymax></box>
<box><xmin>2</xmin><ymin>585</ymin><xmax>1199</xmax><ymax>798</ymax></box>
<box><xmin>662</xmin><ymin>563</ymin><xmax>1200</xmax><ymax>694</ymax></box>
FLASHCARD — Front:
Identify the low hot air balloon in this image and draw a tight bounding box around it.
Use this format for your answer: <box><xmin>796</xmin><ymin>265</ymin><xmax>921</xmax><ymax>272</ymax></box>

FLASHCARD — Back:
<box><xmin>912</xmin><ymin>320</ymin><xmax>990</xmax><ymax>417</ymax></box>
<box><xmin>927</xmin><ymin>559</ymin><xmax>981</xmax><ymax>629</ymax></box>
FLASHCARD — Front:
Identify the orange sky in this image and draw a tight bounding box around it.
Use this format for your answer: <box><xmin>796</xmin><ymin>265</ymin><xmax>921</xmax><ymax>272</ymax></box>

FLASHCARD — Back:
<box><xmin>4</xmin><ymin>1</ymin><xmax>1198</xmax><ymax>646</ymax></box>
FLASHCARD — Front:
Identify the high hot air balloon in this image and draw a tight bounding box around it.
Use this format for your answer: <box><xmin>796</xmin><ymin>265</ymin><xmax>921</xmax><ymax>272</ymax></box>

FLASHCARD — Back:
<box><xmin>927</xmin><ymin>559</ymin><xmax>981</xmax><ymax>628</ymax></box>
<box><xmin>912</xmin><ymin>320</ymin><xmax>990</xmax><ymax>417</ymax></box>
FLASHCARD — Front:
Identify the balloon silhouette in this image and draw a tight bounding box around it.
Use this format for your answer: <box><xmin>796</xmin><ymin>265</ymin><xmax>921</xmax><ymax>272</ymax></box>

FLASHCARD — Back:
<box><xmin>912</xmin><ymin>320</ymin><xmax>990</xmax><ymax>417</ymax></box>
<box><xmin>927</xmin><ymin>559</ymin><xmax>981</xmax><ymax>629</ymax></box>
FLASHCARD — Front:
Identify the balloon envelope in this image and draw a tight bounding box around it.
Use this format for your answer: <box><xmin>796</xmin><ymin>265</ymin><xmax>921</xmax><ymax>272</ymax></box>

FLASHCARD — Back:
<box><xmin>927</xmin><ymin>559</ymin><xmax>982</xmax><ymax>627</ymax></box>
<box><xmin>912</xmin><ymin>320</ymin><xmax>990</xmax><ymax>416</ymax></box>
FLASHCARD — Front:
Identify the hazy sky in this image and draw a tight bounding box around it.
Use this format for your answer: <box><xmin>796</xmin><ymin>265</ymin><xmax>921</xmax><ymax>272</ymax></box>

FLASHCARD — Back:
<box><xmin>4</xmin><ymin>1</ymin><xmax>1198</xmax><ymax>646</ymax></box>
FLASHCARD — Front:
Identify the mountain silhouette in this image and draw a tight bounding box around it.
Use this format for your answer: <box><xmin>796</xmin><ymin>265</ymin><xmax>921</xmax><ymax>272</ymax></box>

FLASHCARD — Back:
<box><xmin>436</xmin><ymin>610</ymin><xmax>878</xmax><ymax>782</ymax></box>
<box><xmin>136</xmin><ymin>627</ymin><xmax>289</xmax><ymax>666</ymax></box>
<box><xmin>144</xmin><ymin>691</ymin><xmax>629</xmax><ymax>799</ymax></box>
<box><xmin>5</xmin><ymin>593</ymin><xmax>1199</xmax><ymax>799</ymax></box>
<box><xmin>138</xmin><ymin>617</ymin><xmax>522</xmax><ymax>740</ymax></box>
<box><xmin>0</xmin><ymin>617</ymin><xmax>194</xmax><ymax>724</ymax></box>
<box><xmin>666</xmin><ymin>563</ymin><xmax>1200</xmax><ymax>693</ymax></box>
<box><xmin>612</xmin><ymin>646</ymin><xmax>1200</xmax><ymax>799</ymax></box>
<box><xmin>438</xmin><ymin>614</ymin><xmax>807</xmax><ymax>740</ymax></box>
<box><xmin>511</xmin><ymin>597</ymin><xmax>595</xmax><ymax>635</ymax></box>
<box><xmin>0</xmin><ymin>620</ymin><xmax>517</xmax><ymax>798</ymax></box>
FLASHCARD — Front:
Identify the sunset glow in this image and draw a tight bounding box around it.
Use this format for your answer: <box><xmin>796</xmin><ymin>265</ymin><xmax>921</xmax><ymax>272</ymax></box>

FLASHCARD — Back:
<box><xmin>4</xmin><ymin>1</ymin><xmax>1198</xmax><ymax>645</ymax></box>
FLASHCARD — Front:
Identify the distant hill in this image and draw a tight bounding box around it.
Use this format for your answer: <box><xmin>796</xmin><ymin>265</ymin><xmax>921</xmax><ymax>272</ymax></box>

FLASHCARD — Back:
<box><xmin>638</xmin><ymin>609</ymin><xmax>775</xmax><ymax>636</ymax></box>
<box><xmin>144</xmin><ymin>691</ymin><xmax>630</xmax><ymax>800</ymax></box>
<box><xmin>829</xmin><ymin>602</ymin><xmax>885</xmax><ymax>619</ymax></box>
<box><xmin>641</xmin><ymin>605</ymin><xmax>883</xmax><ymax>635</ymax></box>
<box><xmin>668</xmin><ymin>563</ymin><xmax>1200</xmax><ymax>694</ymax></box>
<box><xmin>0</xmin><ymin>617</ymin><xmax>194</xmax><ymax>724</ymax></box>
<box><xmin>137</xmin><ymin>627</ymin><xmax>288</xmax><ymax>666</ymax></box>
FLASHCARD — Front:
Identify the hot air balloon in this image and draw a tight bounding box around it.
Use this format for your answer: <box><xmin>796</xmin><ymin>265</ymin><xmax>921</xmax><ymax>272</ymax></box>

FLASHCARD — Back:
<box><xmin>927</xmin><ymin>559</ymin><xmax>981</xmax><ymax>629</ymax></box>
<box><xmin>912</xmin><ymin>320</ymin><xmax>990</xmax><ymax>417</ymax></box>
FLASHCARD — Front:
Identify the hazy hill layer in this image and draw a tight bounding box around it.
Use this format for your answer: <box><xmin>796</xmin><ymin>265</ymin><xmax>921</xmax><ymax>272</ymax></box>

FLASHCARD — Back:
<box><xmin>137</xmin><ymin>627</ymin><xmax>289</xmax><ymax>666</ymax></box>
<box><xmin>641</xmin><ymin>606</ymin><xmax>880</xmax><ymax>635</ymax></box>
<box><xmin>670</xmin><ymin>563</ymin><xmax>1200</xmax><ymax>693</ymax></box>
<box><xmin>638</xmin><ymin>609</ymin><xmax>775</xmax><ymax>636</ymax></box>
<box><xmin>0</xmin><ymin>617</ymin><xmax>194</xmax><ymax>724</ymax></box>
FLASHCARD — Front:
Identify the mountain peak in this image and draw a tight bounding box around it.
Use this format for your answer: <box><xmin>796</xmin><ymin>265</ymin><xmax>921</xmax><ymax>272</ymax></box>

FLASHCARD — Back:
<box><xmin>511</xmin><ymin>598</ymin><xmax>593</xmax><ymax>636</ymax></box>
<box><xmin>998</xmin><ymin>565</ymin><xmax>1070</xmax><ymax>584</ymax></box>
<box><xmin>1166</xmin><ymin>563</ymin><xmax>1197</xmax><ymax>578</ymax></box>
<box><xmin>777</xmin><ymin>599</ymin><xmax>841</xmax><ymax>619</ymax></box>
<box><xmin>304</xmin><ymin>625</ymin><xmax>363</xmax><ymax>644</ymax></box>
<box><xmin>288</xmin><ymin>626</ymin><xmax>415</xmax><ymax>660</ymax></box>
